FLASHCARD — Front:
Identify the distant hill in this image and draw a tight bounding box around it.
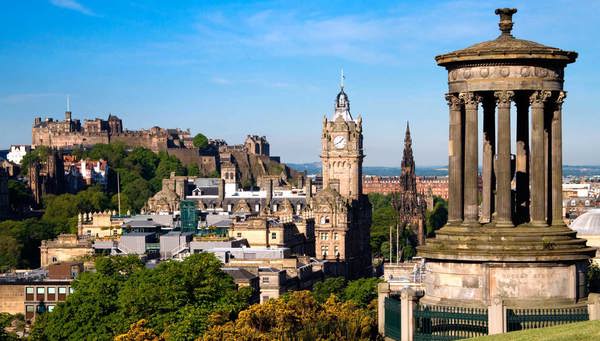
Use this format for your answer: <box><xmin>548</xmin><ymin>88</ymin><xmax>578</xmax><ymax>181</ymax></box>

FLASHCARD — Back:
<box><xmin>288</xmin><ymin>163</ymin><xmax>600</xmax><ymax>178</ymax></box>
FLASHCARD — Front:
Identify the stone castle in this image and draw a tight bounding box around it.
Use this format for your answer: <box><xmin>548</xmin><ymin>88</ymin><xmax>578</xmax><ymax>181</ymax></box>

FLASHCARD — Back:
<box><xmin>32</xmin><ymin>111</ymin><xmax>193</xmax><ymax>152</ymax></box>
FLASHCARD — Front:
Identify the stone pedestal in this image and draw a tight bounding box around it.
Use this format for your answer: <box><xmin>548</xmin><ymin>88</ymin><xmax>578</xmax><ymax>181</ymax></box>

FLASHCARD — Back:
<box><xmin>418</xmin><ymin>224</ymin><xmax>595</xmax><ymax>307</ymax></box>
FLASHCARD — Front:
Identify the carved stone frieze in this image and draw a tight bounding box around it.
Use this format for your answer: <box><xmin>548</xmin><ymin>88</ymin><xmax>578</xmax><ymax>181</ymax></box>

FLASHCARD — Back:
<box><xmin>447</xmin><ymin>65</ymin><xmax>564</xmax><ymax>92</ymax></box>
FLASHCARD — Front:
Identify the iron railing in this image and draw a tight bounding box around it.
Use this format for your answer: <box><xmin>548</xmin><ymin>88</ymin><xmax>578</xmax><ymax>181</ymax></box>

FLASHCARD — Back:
<box><xmin>414</xmin><ymin>304</ymin><xmax>488</xmax><ymax>341</ymax></box>
<box><xmin>385</xmin><ymin>297</ymin><xmax>401</xmax><ymax>340</ymax></box>
<box><xmin>506</xmin><ymin>306</ymin><xmax>589</xmax><ymax>332</ymax></box>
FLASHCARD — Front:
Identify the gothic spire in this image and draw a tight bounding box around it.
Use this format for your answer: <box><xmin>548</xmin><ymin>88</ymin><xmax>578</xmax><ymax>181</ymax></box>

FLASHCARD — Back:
<box><xmin>400</xmin><ymin>121</ymin><xmax>416</xmax><ymax>193</ymax></box>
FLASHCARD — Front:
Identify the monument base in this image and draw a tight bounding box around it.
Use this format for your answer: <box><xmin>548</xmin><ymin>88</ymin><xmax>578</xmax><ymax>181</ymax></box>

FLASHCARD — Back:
<box><xmin>417</xmin><ymin>223</ymin><xmax>596</xmax><ymax>307</ymax></box>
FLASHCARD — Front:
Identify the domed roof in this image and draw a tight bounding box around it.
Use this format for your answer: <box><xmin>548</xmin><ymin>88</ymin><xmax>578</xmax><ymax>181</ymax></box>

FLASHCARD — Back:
<box><xmin>570</xmin><ymin>209</ymin><xmax>600</xmax><ymax>235</ymax></box>
<box><xmin>436</xmin><ymin>8</ymin><xmax>577</xmax><ymax>67</ymax></box>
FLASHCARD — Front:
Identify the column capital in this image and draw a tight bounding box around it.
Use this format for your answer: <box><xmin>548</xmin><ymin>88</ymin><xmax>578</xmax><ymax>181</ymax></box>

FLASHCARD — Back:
<box><xmin>555</xmin><ymin>91</ymin><xmax>567</xmax><ymax>108</ymax></box>
<box><xmin>529</xmin><ymin>90</ymin><xmax>552</xmax><ymax>108</ymax></box>
<box><xmin>494</xmin><ymin>90</ymin><xmax>515</xmax><ymax>107</ymax></box>
<box><xmin>445</xmin><ymin>93</ymin><xmax>461</xmax><ymax>110</ymax></box>
<box><xmin>459</xmin><ymin>92</ymin><xmax>482</xmax><ymax>109</ymax></box>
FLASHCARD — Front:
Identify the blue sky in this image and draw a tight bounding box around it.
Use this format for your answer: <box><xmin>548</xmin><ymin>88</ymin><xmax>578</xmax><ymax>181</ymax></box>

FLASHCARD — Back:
<box><xmin>1</xmin><ymin>0</ymin><xmax>599</xmax><ymax>166</ymax></box>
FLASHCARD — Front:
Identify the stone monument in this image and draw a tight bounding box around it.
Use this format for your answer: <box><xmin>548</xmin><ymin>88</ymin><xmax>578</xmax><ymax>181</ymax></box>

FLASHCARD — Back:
<box><xmin>418</xmin><ymin>8</ymin><xmax>596</xmax><ymax>308</ymax></box>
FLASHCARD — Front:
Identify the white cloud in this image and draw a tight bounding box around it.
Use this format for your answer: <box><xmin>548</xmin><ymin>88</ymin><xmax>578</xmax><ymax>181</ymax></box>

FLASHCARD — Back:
<box><xmin>50</xmin><ymin>0</ymin><xmax>96</xmax><ymax>16</ymax></box>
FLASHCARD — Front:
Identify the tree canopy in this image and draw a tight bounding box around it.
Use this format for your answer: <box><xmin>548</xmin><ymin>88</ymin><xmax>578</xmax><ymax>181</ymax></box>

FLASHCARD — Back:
<box><xmin>192</xmin><ymin>133</ymin><xmax>209</xmax><ymax>149</ymax></box>
<box><xmin>202</xmin><ymin>291</ymin><xmax>379</xmax><ymax>341</ymax></box>
<box><xmin>31</xmin><ymin>254</ymin><xmax>252</xmax><ymax>340</ymax></box>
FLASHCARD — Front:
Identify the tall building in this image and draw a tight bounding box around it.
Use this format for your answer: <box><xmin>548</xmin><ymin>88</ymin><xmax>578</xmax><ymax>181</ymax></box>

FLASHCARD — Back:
<box><xmin>312</xmin><ymin>81</ymin><xmax>372</xmax><ymax>278</ymax></box>
<box><xmin>395</xmin><ymin>123</ymin><xmax>426</xmax><ymax>245</ymax></box>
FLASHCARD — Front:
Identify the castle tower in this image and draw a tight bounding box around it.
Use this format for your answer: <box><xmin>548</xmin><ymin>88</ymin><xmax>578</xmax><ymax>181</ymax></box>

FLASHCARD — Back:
<box><xmin>320</xmin><ymin>82</ymin><xmax>363</xmax><ymax>200</ymax></box>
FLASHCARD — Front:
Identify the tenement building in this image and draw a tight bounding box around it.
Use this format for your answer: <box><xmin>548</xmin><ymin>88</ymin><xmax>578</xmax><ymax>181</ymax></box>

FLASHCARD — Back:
<box><xmin>312</xmin><ymin>82</ymin><xmax>372</xmax><ymax>278</ymax></box>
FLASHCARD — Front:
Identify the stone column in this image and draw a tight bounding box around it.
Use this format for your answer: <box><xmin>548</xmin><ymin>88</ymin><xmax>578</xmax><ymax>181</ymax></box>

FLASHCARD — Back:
<box><xmin>551</xmin><ymin>91</ymin><xmax>566</xmax><ymax>226</ymax></box>
<box><xmin>494</xmin><ymin>90</ymin><xmax>514</xmax><ymax>227</ymax></box>
<box><xmin>488</xmin><ymin>296</ymin><xmax>506</xmax><ymax>334</ymax></box>
<box><xmin>446</xmin><ymin>93</ymin><xmax>463</xmax><ymax>224</ymax></box>
<box><xmin>481</xmin><ymin>96</ymin><xmax>496</xmax><ymax>224</ymax></box>
<box><xmin>529</xmin><ymin>90</ymin><xmax>551</xmax><ymax>226</ymax></box>
<box><xmin>377</xmin><ymin>282</ymin><xmax>390</xmax><ymax>335</ymax></box>
<box><xmin>515</xmin><ymin>95</ymin><xmax>530</xmax><ymax>224</ymax></box>
<box><xmin>589</xmin><ymin>293</ymin><xmax>600</xmax><ymax>321</ymax></box>
<box><xmin>460</xmin><ymin>92</ymin><xmax>481</xmax><ymax>225</ymax></box>
<box><xmin>400</xmin><ymin>288</ymin><xmax>420</xmax><ymax>341</ymax></box>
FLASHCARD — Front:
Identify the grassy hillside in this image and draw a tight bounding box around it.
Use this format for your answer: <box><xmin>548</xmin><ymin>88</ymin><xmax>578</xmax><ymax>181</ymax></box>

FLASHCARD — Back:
<box><xmin>468</xmin><ymin>320</ymin><xmax>600</xmax><ymax>341</ymax></box>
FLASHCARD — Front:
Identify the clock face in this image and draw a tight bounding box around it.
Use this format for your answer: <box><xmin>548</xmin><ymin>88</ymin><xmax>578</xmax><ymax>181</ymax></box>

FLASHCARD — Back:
<box><xmin>333</xmin><ymin>135</ymin><xmax>346</xmax><ymax>149</ymax></box>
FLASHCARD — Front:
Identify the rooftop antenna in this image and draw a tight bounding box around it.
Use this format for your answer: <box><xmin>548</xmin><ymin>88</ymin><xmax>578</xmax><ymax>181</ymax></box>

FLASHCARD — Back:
<box><xmin>340</xmin><ymin>68</ymin><xmax>345</xmax><ymax>89</ymax></box>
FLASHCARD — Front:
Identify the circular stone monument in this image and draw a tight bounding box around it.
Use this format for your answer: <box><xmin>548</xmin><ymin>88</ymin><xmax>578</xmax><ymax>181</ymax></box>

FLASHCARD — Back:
<box><xmin>418</xmin><ymin>8</ymin><xmax>596</xmax><ymax>308</ymax></box>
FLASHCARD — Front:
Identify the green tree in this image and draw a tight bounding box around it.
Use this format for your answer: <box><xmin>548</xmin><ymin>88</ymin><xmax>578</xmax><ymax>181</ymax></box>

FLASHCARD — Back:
<box><xmin>0</xmin><ymin>235</ymin><xmax>21</xmax><ymax>272</ymax></box>
<box><xmin>32</xmin><ymin>254</ymin><xmax>251</xmax><ymax>340</ymax></box>
<box><xmin>122</xmin><ymin>178</ymin><xmax>153</xmax><ymax>213</ymax></box>
<box><xmin>193</xmin><ymin>133</ymin><xmax>209</xmax><ymax>149</ymax></box>
<box><xmin>0</xmin><ymin>313</ymin><xmax>19</xmax><ymax>340</ymax></box>
<box><xmin>312</xmin><ymin>277</ymin><xmax>347</xmax><ymax>303</ymax></box>
<box><xmin>187</xmin><ymin>164</ymin><xmax>201</xmax><ymax>177</ymax></box>
<box><xmin>342</xmin><ymin>277</ymin><xmax>382</xmax><ymax>308</ymax></box>
<box><xmin>7</xmin><ymin>179</ymin><xmax>32</xmax><ymax>213</ymax></box>
<box><xmin>20</xmin><ymin>146</ymin><xmax>51</xmax><ymax>176</ymax></box>
<box><xmin>425</xmin><ymin>197</ymin><xmax>448</xmax><ymax>236</ymax></box>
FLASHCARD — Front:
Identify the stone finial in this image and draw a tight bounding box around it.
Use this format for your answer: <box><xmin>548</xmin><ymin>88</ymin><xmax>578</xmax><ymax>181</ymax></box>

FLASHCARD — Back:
<box><xmin>495</xmin><ymin>8</ymin><xmax>517</xmax><ymax>36</ymax></box>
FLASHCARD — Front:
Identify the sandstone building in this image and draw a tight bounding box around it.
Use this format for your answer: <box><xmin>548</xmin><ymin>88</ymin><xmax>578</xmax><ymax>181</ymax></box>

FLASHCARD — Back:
<box><xmin>312</xmin><ymin>83</ymin><xmax>372</xmax><ymax>278</ymax></box>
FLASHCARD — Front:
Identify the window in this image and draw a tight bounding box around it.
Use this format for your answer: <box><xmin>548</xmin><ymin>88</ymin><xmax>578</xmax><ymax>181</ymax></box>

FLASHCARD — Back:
<box><xmin>271</xmin><ymin>232</ymin><xmax>277</xmax><ymax>240</ymax></box>
<box><xmin>51</xmin><ymin>256</ymin><xmax>58</xmax><ymax>263</ymax></box>
<box><xmin>571</xmin><ymin>200</ymin><xmax>576</xmax><ymax>206</ymax></box>
<box><xmin>37</xmin><ymin>305</ymin><xmax>45</xmax><ymax>313</ymax></box>
<box><xmin>58</xmin><ymin>287</ymin><xmax>67</xmax><ymax>294</ymax></box>
<box><xmin>320</xmin><ymin>216</ymin><xmax>330</xmax><ymax>224</ymax></box>
<box><xmin>585</xmin><ymin>200</ymin><xmax>591</xmax><ymax>206</ymax></box>
<box><xmin>69</xmin><ymin>287</ymin><xmax>74</xmax><ymax>294</ymax></box>
<box><xmin>26</xmin><ymin>305</ymin><xmax>35</xmax><ymax>313</ymax></box>
<box><xmin>320</xmin><ymin>233</ymin><xmax>328</xmax><ymax>241</ymax></box>
<box><xmin>334</xmin><ymin>232</ymin><xmax>339</xmax><ymax>240</ymax></box>
<box><xmin>321</xmin><ymin>245</ymin><xmax>329</xmax><ymax>257</ymax></box>
<box><xmin>47</xmin><ymin>305</ymin><xmax>55</xmax><ymax>312</ymax></box>
<box><xmin>237</xmin><ymin>233</ymin><xmax>242</xmax><ymax>238</ymax></box>
<box><xmin>37</xmin><ymin>287</ymin><xmax>45</xmax><ymax>294</ymax></box>
<box><xmin>26</xmin><ymin>287</ymin><xmax>34</xmax><ymax>301</ymax></box>
<box><xmin>255</xmin><ymin>204</ymin><xmax>260</xmax><ymax>212</ymax></box>
<box><xmin>334</xmin><ymin>245</ymin><xmax>340</xmax><ymax>256</ymax></box>
<box><xmin>48</xmin><ymin>287</ymin><xmax>56</xmax><ymax>294</ymax></box>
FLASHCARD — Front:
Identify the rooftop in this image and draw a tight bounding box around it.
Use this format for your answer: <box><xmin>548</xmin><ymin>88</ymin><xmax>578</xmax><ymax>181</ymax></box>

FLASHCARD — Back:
<box><xmin>436</xmin><ymin>8</ymin><xmax>577</xmax><ymax>66</ymax></box>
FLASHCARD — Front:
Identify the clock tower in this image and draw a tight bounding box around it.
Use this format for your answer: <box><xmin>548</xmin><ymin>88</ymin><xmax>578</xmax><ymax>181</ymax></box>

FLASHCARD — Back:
<box><xmin>321</xmin><ymin>84</ymin><xmax>363</xmax><ymax>200</ymax></box>
<box><xmin>312</xmin><ymin>78</ymin><xmax>371</xmax><ymax>279</ymax></box>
